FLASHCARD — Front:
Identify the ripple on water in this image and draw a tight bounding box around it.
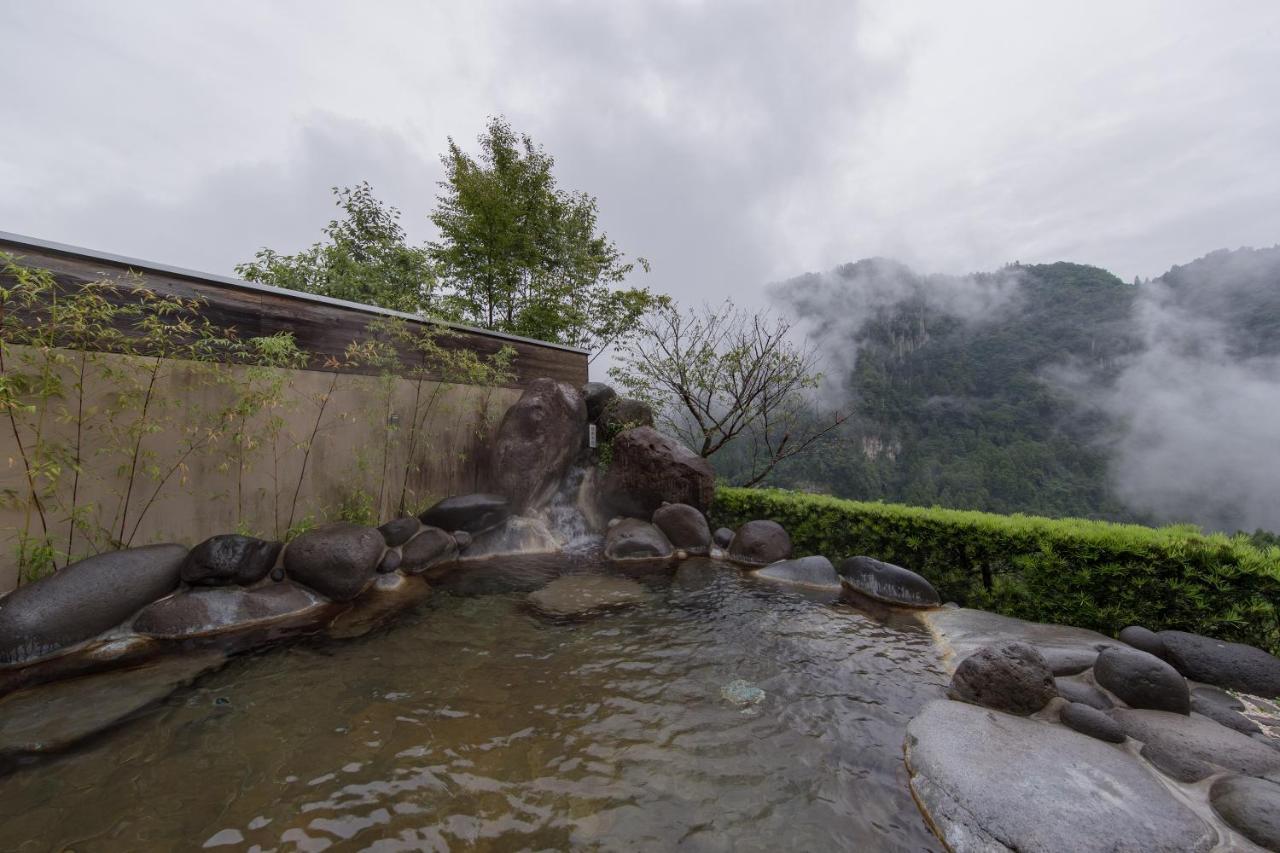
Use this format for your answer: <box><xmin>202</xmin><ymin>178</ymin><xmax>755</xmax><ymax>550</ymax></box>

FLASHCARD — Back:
<box><xmin>0</xmin><ymin>558</ymin><xmax>948</xmax><ymax>852</ymax></box>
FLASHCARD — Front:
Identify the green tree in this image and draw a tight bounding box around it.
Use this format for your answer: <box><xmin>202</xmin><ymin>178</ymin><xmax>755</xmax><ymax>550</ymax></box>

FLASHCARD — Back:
<box><xmin>430</xmin><ymin>116</ymin><xmax>664</xmax><ymax>358</ymax></box>
<box><xmin>237</xmin><ymin>182</ymin><xmax>438</xmax><ymax>314</ymax></box>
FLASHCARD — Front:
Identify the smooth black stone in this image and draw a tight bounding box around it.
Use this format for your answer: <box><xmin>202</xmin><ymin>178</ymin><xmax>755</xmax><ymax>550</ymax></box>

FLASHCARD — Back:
<box><xmin>1210</xmin><ymin>775</ymin><xmax>1280</xmax><ymax>851</ymax></box>
<box><xmin>1141</xmin><ymin>740</ymin><xmax>1217</xmax><ymax>783</ymax></box>
<box><xmin>417</xmin><ymin>494</ymin><xmax>511</xmax><ymax>535</ymax></box>
<box><xmin>651</xmin><ymin>503</ymin><xmax>711</xmax><ymax>555</ymax></box>
<box><xmin>727</xmin><ymin>520</ymin><xmax>792</xmax><ymax>566</ymax></box>
<box><xmin>378</xmin><ymin>517</ymin><xmax>420</xmax><ymax>547</ymax></box>
<box><xmin>1060</xmin><ymin>701</ymin><xmax>1125</xmax><ymax>743</ymax></box>
<box><xmin>604</xmin><ymin>519</ymin><xmax>674</xmax><ymax>560</ymax></box>
<box><xmin>1119</xmin><ymin>625</ymin><xmax>1166</xmax><ymax>659</ymax></box>
<box><xmin>581</xmin><ymin>382</ymin><xmax>617</xmax><ymax>423</ymax></box>
<box><xmin>1055</xmin><ymin>678</ymin><xmax>1114</xmax><ymax>710</ymax></box>
<box><xmin>712</xmin><ymin>527</ymin><xmax>734</xmax><ymax>549</ymax></box>
<box><xmin>1094</xmin><ymin>646</ymin><xmax>1190</xmax><ymax>714</ymax></box>
<box><xmin>400</xmin><ymin>527</ymin><xmax>458</xmax><ymax>574</ymax></box>
<box><xmin>282</xmin><ymin>522</ymin><xmax>383</xmax><ymax>602</ymax></box>
<box><xmin>181</xmin><ymin>535</ymin><xmax>281</xmax><ymax>587</ymax></box>
<box><xmin>377</xmin><ymin>550</ymin><xmax>403</xmax><ymax>574</ymax></box>
<box><xmin>1158</xmin><ymin>630</ymin><xmax>1280</xmax><ymax>699</ymax></box>
<box><xmin>838</xmin><ymin>556</ymin><xmax>940</xmax><ymax>608</ymax></box>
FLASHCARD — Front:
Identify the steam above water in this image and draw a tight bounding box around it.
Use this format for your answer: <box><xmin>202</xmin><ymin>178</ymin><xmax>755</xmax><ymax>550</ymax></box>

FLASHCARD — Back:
<box><xmin>775</xmin><ymin>248</ymin><xmax>1280</xmax><ymax>533</ymax></box>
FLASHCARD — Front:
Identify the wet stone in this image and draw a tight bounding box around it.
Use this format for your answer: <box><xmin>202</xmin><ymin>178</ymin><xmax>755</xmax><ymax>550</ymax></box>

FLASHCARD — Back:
<box><xmin>490</xmin><ymin>379</ymin><xmax>586</xmax><ymax>513</ymax></box>
<box><xmin>1158</xmin><ymin>630</ymin><xmax>1280</xmax><ymax>699</ymax></box>
<box><xmin>1055</xmin><ymin>678</ymin><xmax>1114</xmax><ymax>710</ymax></box>
<box><xmin>753</xmin><ymin>556</ymin><xmax>841</xmax><ymax>590</ymax></box>
<box><xmin>838</xmin><ymin>556</ymin><xmax>940</xmax><ymax>609</ymax></box>
<box><xmin>600</xmin><ymin>427</ymin><xmax>716</xmax><ymax>518</ymax></box>
<box><xmin>949</xmin><ymin>642</ymin><xmax>1057</xmax><ymax>716</ymax></box>
<box><xmin>1112</xmin><ymin>708</ymin><xmax>1280</xmax><ymax>778</ymax></box>
<box><xmin>417</xmin><ymin>494</ymin><xmax>511</xmax><ymax>536</ymax></box>
<box><xmin>180</xmin><ymin>535</ymin><xmax>281</xmax><ymax>587</ymax></box>
<box><xmin>527</xmin><ymin>575</ymin><xmax>647</xmax><ymax>620</ymax></box>
<box><xmin>1119</xmin><ymin>625</ymin><xmax>1167</xmax><ymax>659</ymax></box>
<box><xmin>1094</xmin><ymin>646</ymin><xmax>1190</xmax><ymax>714</ymax></box>
<box><xmin>1140</xmin><ymin>740</ymin><xmax>1218</xmax><ymax>783</ymax></box>
<box><xmin>133</xmin><ymin>583</ymin><xmax>328</xmax><ymax>639</ymax></box>
<box><xmin>377</xmin><ymin>550</ymin><xmax>403</xmax><ymax>574</ymax></box>
<box><xmin>1060</xmin><ymin>701</ymin><xmax>1125</xmax><ymax>743</ymax></box>
<box><xmin>581</xmin><ymin>381</ymin><xmax>617</xmax><ymax>423</ymax></box>
<box><xmin>727</xmin><ymin>520</ymin><xmax>792</xmax><ymax>567</ymax></box>
<box><xmin>1192</xmin><ymin>689</ymin><xmax>1262</xmax><ymax>736</ymax></box>
<box><xmin>713</xmin><ymin>527</ymin><xmax>734</xmax><ymax>549</ymax></box>
<box><xmin>400</xmin><ymin>527</ymin><xmax>457</xmax><ymax>574</ymax></box>
<box><xmin>1210</xmin><ymin>775</ymin><xmax>1280</xmax><ymax>851</ymax></box>
<box><xmin>604</xmin><ymin>519</ymin><xmax>674</xmax><ymax>561</ymax></box>
<box><xmin>378</xmin><ymin>517</ymin><xmax>420</xmax><ymax>548</ymax></box>
<box><xmin>282</xmin><ymin>523</ymin><xmax>383</xmax><ymax>602</ymax></box>
<box><xmin>651</xmin><ymin>503</ymin><xmax>712</xmax><ymax>556</ymax></box>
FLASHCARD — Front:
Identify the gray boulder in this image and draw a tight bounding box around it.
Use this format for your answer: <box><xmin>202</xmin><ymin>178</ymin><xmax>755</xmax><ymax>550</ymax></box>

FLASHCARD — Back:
<box><xmin>180</xmin><ymin>535</ymin><xmax>281</xmax><ymax>587</ymax></box>
<box><xmin>838</xmin><ymin>556</ymin><xmax>939</xmax><ymax>608</ymax></box>
<box><xmin>1118</xmin><ymin>625</ymin><xmax>1166</xmax><ymax>659</ymax></box>
<box><xmin>377</xmin><ymin>517</ymin><xmax>420</xmax><ymax>547</ymax></box>
<box><xmin>528</xmin><ymin>575</ymin><xmax>647</xmax><ymax>620</ymax></box>
<box><xmin>452</xmin><ymin>530</ymin><xmax>473</xmax><ymax>551</ymax></box>
<box><xmin>599</xmin><ymin>396</ymin><xmax>655</xmax><ymax>435</ymax></box>
<box><xmin>604</xmin><ymin>519</ymin><xmax>674</xmax><ymax>561</ymax></box>
<box><xmin>133</xmin><ymin>582</ymin><xmax>327</xmax><ymax>638</ymax></box>
<box><xmin>1112</xmin><ymin>708</ymin><xmax>1280</xmax><ymax>778</ymax></box>
<box><xmin>1210</xmin><ymin>775</ymin><xmax>1280</xmax><ymax>851</ymax></box>
<box><xmin>905</xmin><ymin>699</ymin><xmax>1214</xmax><ymax>853</ymax></box>
<box><xmin>400</xmin><ymin>527</ymin><xmax>458</xmax><ymax>574</ymax></box>
<box><xmin>1038</xmin><ymin>646</ymin><xmax>1100</xmax><ymax>676</ymax></box>
<box><xmin>1192</xmin><ymin>688</ymin><xmax>1262</xmax><ymax>736</ymax></box>
<box><xmin>1094</xmin><ymin>646</ymin><xmax>1190</xmax><ymax>714</ymax></box>
<box><xmin>377</xmin><ymin>550</ymin><xmax>402</xmax><ymax>574</ymax></box>
<box><xmin>1055</xmin><ymin>678</ymin><xmax>1114</xmax><ymax>710</ymax></box>
<box><xmin>727</xmin><ymin>520</ymin><xmax>792</xmax><ymax>566</ymax></box>
<box><xmin>949</xmin><ymin>641</ymin><xmax>1057</xmax><ymax>715</ymax></box>
<box><xmin>1157</xmin><ymin>630</ymin><xmax>1280</xmax><ymax>699</ymax></box>
<box><xmin>282</xmin><ymin>522</ymin><xmax>383</xmax><ymax>602</ymax></box>
<box><xmin>417</xmin><ymin>494</ymin><xmax>511</xmax><ymax>535</ymax></box>
<box><xmin>651</xmin><ymin>503</ymin><xmax>711</xmax><ymax>555</ymax></box>
<box><xmin>581</xmin><ymin>382</ymin><xmax>618</xmax><ymax>423</ymax></box>
<box><xmin>599</xmin><ymin>427</ymin><xmax>715</xmax><ymax>518</ymax></box>
<box><xmin>1140</xmin><ymin>741</ymin><xmax>1218</xmax><ymax>783</ymax></box>
<box><xmin>754</xmin><ymin>556</ymin><xmax>841</xmax><ymax>590</ymax></box>
<box><xmin>1060</xmin><ymin>701</ymin><xmax>1125</xmax><ymax>743</ymax></box>
<box><xmin>490</xmin><ymin>379</ymin><xmax>586</xmax><ymax>513</ymax></box>
<box><xmin>713</xmin><ymin>527</ymin><xmax>734</xmax><ymax>549</ymax></box>
<box><xmin>0</xmin><ymin>544</ymin><xmax>186</xmax><ymax>664</ymax></box>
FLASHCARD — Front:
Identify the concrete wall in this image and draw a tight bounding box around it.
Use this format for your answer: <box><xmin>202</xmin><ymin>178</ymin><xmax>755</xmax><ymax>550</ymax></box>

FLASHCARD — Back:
<box><xmin>0</xmin><ymin>345</ymin><xmax>521</xmax><ymax>591</ymax></box>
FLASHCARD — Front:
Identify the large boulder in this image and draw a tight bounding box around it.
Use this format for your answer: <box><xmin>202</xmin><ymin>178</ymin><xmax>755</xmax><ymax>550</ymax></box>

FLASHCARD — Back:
<box><xmin>490</xmin><ymin>379</ymin><xmax>586</xmax><ymax>513</ymax></box>
<box><xmin>0</xmin><ymin>544</ymin><xmax>186</xmax><ymax>664</ymax></box>
<box><xmin>282</xmin><ymin>522</ymin><xmax>383</xmax><ymax>602</ymax></box>
<box><xmin>1210</xmin><ymin>775</ymin><xmax>1280</xmax><ymax>851</ymax></box>
<box><xmin>377</xmin><ymin>517</ymin><xmax>420</xmax><ymax>547</ymax></box>
<box><xmin>1112</xmin><ymin>708</ymin><xmax>1280</xmax><ymax>778</ymax></box>
<box><xmin>599</xmin><ymin>427</ymin><xmax>715</xmax><ymax>518</ymax></box>
<box><xmin>1192</xmin><ymin>687</ymin><xmax>1262</xmax><ymax>736</ymax></box>
<box><xmin>726</xmin><ymin>520</ymin><xmax>792</xmax><ymax>566</ymax></box>
<box><xmin>528</xmin><ymin>575</ymin><xmax>647</xmax><ymax>620</ymax></box>
<box><xmin>604</xmin><ymin>519</ymin><xmax>674</xmax><ymax>561</ymax></box>
<box><xmin>133</xmin><ymin>582</ymin><xmax>328</xmax><ymax>638</ymax></box>
<box><xmin>400</xmin><ymin>527</ymin><xmax>458</xmax><ymax>574</ymax></box>
<box><xmin>417</xmin><ymin>494</ymin><xmax>511</xmax><ymax>535</ymax></box>
<box><xmin>1118</xmin><ymin>625</ymin><xmax>1166</xmax><ymax>659</ymax></box>
<box><xmin>754</xmin><ymin>556</ymin><xmax>841</xmax><ymax>590</ymax></box>
<box><xmin>1157</xmin><ymin>630</ymin><xmax>1280</xmax><ymax>699</ymax></box>
<box><xmin>598</xmin><ymin>397</ymin><xmax>655</xmax><ymax>436</ymax></box>
<box><xmin>180</xmin><ymin>535</ymin><xmax>281</xmax><ymax>587</ymax></box>
<box><xmin>905</xmin><ymin>699</ymin><xmax>1214</xmax><ymax>853</ymax></box>
<box><xmin>837</xmin><ymin>556</ymin><xmax>940</xmax><ymax>608</ymax></box>
<box><xmin>581</xmin><ymin>382</ymin><xmax>617</xmax><ymax>423</ymax></box>
<box><xmin>1093</xmin><ymin>646</ymin><xmax>1190</xmax><ymax>714</ymax></box>
<box><xmin>712</xmin><ymin>527</ymin><xmax>734</xmax><ymax>549</ymax></box>
<box><xmin>1060</xmin><ymin>702</ymin><xmax>1125</xmax><ymax>743</ymax></box>
<box><xmin>651</xmin><ymin>503</ymin><xmax>711</xmax><ymax>555</ymax></box>
<box><xmin>948</xmin><ymin>641</ymin><xmax>1057</xmax><ymax>716</ymax></box>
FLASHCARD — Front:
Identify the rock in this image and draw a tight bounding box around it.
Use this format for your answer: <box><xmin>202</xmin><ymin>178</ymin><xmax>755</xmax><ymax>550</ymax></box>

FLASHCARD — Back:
<box><xmin>753</xmin><ymin>556</ymin><xmax>841</xmax><ymax>590</ymax></box>
<box><xmin>282</xmin><ymin>522</ymin><xmax>383</xmax><ymax>602</ymax></box>
<box><xmin>377</xmin><ymin>517</ymin><xmax>420</xmax><ymax>547</ymax></box>
<box><xmin>604</xmin><ymin>519</ymin><xmax>674</xmax><ymax>561</ymax></box>
<box><xmin>599</xmin><ymin>427</ymin><xmax>715</xmax><ymax>518</ymax></box>
<box><xmin>727</xmin><ymin>520</ymin><xmax>792</xmax><ymax>566</ymax></box>
<box><xmin>180</xmin><ymin>535</ymin><xmax>280</xmax><ymax>587</ymax></box>
<box><xmin>1094</xmin><ymin>647</ymin><xmax>1190</xmax><ymax>714</ymax></box>
<box><xmin>377</xmin><ymin>550</ymin><xmax>402</xmax><ymax>574</ymax></box>
<box><xmin>269</xmin><ymin>567</ymin><xmax>285</xmax><ymax>582</ymax></box>
<box><xmin>1060</xmin><ymin>701</ymin><xmax>1125</xmax><ymax>743</ymax></box>
<box><xmin>713</xmin><ymin>527</ymin><xmax>734</xmax><ymax>549</ymax></box>
<box><xmin>598</xmin><ymin>396</ymin><xmax>655</xmax><ymax>435</ymax></box>
<box><xmin>527</xmin><ymin>575</ymin><xmax>647</xmax><ymax>619</ymax></box>
<box><xmin>922</xmin><ymin>608</ymin><xmax>1118</xmax><ymax>679</ymax></box>
<box><xmin>581</xmin><ymin>382</ymin><xmax>617</xmax><ymax>423</ymax></box>
<box><xmin>1191</xmin><ymin>690</ymin><xmax>1262</xmax><ymax>736</ymax></box>
<box><xmin>327</xmin><ymin>573</ymin><xmax>432</xmax><ymax>640</ymax></box>
<box><xmin>837</xmin><ymin>556</ymin><xmax>939</xmax><ymax>608</ymax></box>
<box><xmin>906</xmin><ymin>699</ymin><xmax>1214</xmax><ymax>853</ymax></box>
<box><xmin>133</xmin><ymin>582</ymin><xmax>328</xmax><ymax>639</ymax></box>
<box><xmin>1140</xmin><ymin>741</ymin><xmax>1218</xmax><ymax>783</ymax></box>
<box><xmin>1158</xmin><ymin>630</ymin><xmax>1280</xmax><ymax>699</ymax></box>
<box><xmin>1194</xmin><ymin>684</ymin><xmax>1246</xmax><ymax>712</ymax></box>
<box><xmin>1119</xmin><ymin>625</ymin><xmax>1166</xmax><ymax>659</ymax></box>
<box><xmin>651</xmin><ymin>503</ymin><xmax>711</xmax><ymax>555</ymax></box>
<box><xmin>400</xmin><ymin>527</ymin><xmax>458</xmax><ymax>574</ymax></box>
<box><xmin>462</xmin><ymin>516</ymin><xmax>561</xmax><ymax>560</ymax></box>
<box><xmin>0</xmin><ymin>544</ymin><xmax>187</xmax><ymax>665</ymax></box>
<box><xmin>417</xmin><ymin>494</ymin><xmax>511</xmax><ymax>535</ymax></box>
<box><xmin>490</xmin><ymin>379</ymin><xmax>586</xmax><ymax>513</ymax></box>
<box><xmin>0</xmin><ymin>651</ymin><xmax>226</xmax><ymax>755</ymax></box>
<box><xmin>1210</xmin><ymin>775</ymin><xmax>1280</xmax><ymax>851</ymax></box>
<box><xmin>1055</xmin><ymin>678</ymin><xmax>1114</xmax><ymax>710</ymax></box>
<box><xmin>1111</xmin><ymin>708</ymin><xmax>1280</xmax><ymax>778</ymax></box>
<box><xmin>452</xmin><ymin>530</ymin><xmax>473</xmax><ymax>551</ymax></box>
<box><xmin>720</xmin><ymin>679</ymin><xmax>766</xmax><ymax>708</ymax></box>
<box><xmin>949</xmin><ymin>642</ymin><xmax>1057</xmax><ymax>715</ymax></box>
<box><xmin>1039</xmin><ymin>646</ymin><xmax>1100</xmax><ymax>676</ymax></box>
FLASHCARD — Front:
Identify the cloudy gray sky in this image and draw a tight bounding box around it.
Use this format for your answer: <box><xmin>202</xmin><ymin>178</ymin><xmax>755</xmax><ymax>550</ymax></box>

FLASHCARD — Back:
<box><xmin>3</xmin><ymin>1</ymin><xmax>1279</xmax><ymax>306</ymax></box>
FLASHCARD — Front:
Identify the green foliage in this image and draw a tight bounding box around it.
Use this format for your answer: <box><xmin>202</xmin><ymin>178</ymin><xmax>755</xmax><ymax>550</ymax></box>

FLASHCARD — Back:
<box><xmin>237</xmin><ymin>182</ymin><xmax>438</xmax><ymax>314</ymax></box>
<box><xmin>712</xmin><ymin>487</ymin><xmax>1280</xmax><ymax>655</ymax></box>
<box><xmin>430</xmin><ymin>116</ymin><xmax>665</xmax><ymax>356</ymax></box>
<box><xmin>335</xmin><ymin>487</ymin><xmax>377</xmax><ymax>526</ymax></box>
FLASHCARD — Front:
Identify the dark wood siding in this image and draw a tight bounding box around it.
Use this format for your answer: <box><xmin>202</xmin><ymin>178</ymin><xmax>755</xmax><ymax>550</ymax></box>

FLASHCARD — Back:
<box><xmin>0</xmin><ymin>236</ymin><xmax>588</xmax><ymax>389</ymax></box>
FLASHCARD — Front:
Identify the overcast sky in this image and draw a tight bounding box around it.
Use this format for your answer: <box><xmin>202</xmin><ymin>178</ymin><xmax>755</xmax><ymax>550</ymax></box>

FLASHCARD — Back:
<box><xmin>3</xmin><ymin>1</ymin><xmax>1279</xmax><ymax>307</ymax></box>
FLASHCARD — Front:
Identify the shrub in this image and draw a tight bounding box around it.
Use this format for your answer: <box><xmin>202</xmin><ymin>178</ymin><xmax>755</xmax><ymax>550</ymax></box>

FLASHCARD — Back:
<box><xmin>713</xmin><ymin>487</ymin><xmax>1280</xmax><ymax>655</ymax></box>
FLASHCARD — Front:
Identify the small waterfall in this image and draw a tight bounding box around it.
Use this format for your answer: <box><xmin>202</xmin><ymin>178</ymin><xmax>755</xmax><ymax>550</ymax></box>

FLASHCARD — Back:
<box><xmin>537</xmin><ymin>462</ymin><xmax>602</xmax><ymax>554</ymax></box>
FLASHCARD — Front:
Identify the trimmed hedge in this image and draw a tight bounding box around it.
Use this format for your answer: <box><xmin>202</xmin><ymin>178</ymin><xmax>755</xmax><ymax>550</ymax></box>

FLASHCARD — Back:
<box><xmin>713</xmin><ymin>487</ymin><xmax>1280</xmax><ymax>655</ymax></box>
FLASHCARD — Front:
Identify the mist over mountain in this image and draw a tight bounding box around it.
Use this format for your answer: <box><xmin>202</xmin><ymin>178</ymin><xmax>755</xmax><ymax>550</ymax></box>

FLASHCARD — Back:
<box><xmin>770</xmin><ymin>246</ymin><xmax>1280</xmax><ymax>533</ymax></box>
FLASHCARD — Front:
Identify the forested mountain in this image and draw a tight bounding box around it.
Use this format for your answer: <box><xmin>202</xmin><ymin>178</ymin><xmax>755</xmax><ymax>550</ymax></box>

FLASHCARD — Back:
<box><xmin>765</xmin><ymin>247</ymin><xmax>1280</xmax><ymax>530</ymax></box>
